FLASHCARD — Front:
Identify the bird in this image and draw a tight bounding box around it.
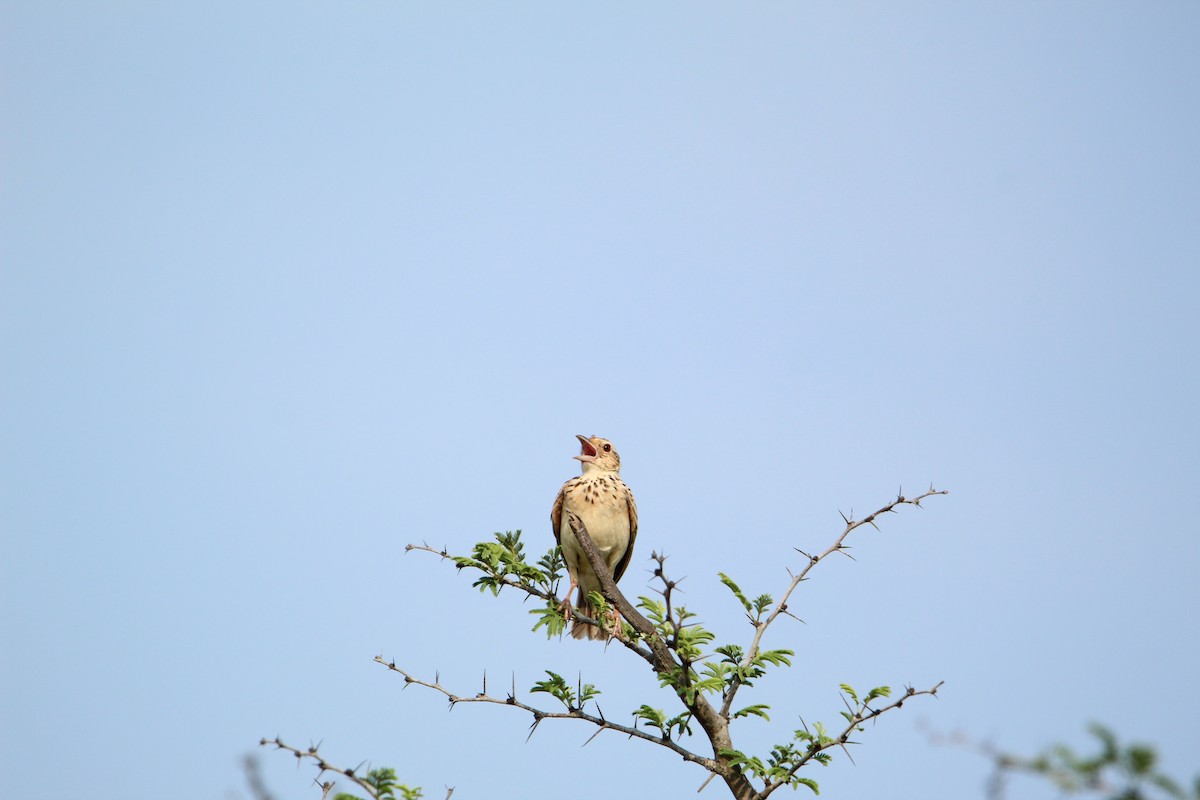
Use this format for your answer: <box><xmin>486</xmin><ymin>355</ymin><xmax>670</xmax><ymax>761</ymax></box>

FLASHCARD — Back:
<box><xmin>550</xmin><ymin>434</ymin><xmax>638</xmax><ymax>640</ymax></box>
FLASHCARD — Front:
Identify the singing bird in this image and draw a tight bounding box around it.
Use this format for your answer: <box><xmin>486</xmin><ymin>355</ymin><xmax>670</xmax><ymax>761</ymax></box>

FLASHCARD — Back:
<box><xmin>550</xmin><ymin>435</ymin><xmax>638</xmax><ymax>640</ymax></box>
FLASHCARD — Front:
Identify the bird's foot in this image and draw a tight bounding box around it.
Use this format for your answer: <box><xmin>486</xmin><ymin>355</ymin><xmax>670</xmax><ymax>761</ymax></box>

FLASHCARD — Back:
<box><xmin>605</xmin><ymin>608</ymin><xmax>624</xmax><ymax>639</ymax></box>
<box><xmin>558</xmin><ymin>579</ymin><xmax>579</xmax><ymax>620</ymax></box>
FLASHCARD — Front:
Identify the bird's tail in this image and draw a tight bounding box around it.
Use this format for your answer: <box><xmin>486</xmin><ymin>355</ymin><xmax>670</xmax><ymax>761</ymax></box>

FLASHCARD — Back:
<box><xmin>570</xmin><ymin>591</ymin><xmax>610</xmax><ymax>640</ymax></box>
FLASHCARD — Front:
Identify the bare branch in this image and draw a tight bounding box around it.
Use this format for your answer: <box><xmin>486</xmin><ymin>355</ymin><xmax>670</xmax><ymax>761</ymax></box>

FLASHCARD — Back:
<box><xmin>719</xmin><ymin>487</ymin><xmax>948</xmax><ymax>719</ymax></box>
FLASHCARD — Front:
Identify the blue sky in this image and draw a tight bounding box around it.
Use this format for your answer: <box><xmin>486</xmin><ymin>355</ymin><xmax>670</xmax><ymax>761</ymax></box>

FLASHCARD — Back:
<box><xmin>3</xmin><ymin>3</ymin><xmax>1198</xmax><ymax>799</ymax></box>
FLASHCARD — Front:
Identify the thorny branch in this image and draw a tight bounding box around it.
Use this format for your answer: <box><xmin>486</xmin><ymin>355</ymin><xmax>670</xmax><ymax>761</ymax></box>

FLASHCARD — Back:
<box><xmin>372</xmin><ymin>656</ymin><xmax>717</xmax><ymax>770</ymax></box>
<box><xmin>719</xmin><ymin>485</ymin><xmax>949</xmax><ymax>720</ymax></box>
<box><xmin>259</xmin><ymin>737</ymin><xmax>454</xmax><ymax>800</ymax></box>
<box><xmin>758</xmin><ymin>682</ymin><xmax>944</xmax><ymax>799</ymax></box>
<box><xmin>399</xmin><ymin>486</ymin><xmax>948</xmax><ymax>799</ymax></box>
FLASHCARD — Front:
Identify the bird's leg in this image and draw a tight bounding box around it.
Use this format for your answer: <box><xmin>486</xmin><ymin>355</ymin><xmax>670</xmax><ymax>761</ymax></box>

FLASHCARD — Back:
<box><xmin>559</xmin><ymin>577</ymin><xmax>578</xmax><ymax>620</ymax></box>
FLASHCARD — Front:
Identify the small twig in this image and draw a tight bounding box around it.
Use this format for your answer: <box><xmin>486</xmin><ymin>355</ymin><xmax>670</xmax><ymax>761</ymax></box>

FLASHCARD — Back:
<box><xmin>758</xmin><ymin>681</ymin><xmax>944</xmax><ymax>799</ymax></box>
<box><xmin>719</xmin><ymin>486</ymin><xmax>948</xmax><ymax>720</ymax></box>
<box><xmin>260</xmin><ymin>737</ymin><xmax>384</xmax><ymax>800</ymax></box>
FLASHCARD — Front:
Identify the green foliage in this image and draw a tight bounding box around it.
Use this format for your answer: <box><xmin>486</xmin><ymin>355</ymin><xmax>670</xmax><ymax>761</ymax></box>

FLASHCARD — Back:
<box><xmin>718</xmin><ymin>573</ymin><xmax>774</xmax><ymax>617</ymax></box>
<box><xmin>451</xmin><ymin>531</ymin><xmax>563</xmax><ymax>598</ymax></box>
<box><xmin>331</xmin><ymin>767</ymin><xmax>423</xmax><ymax>800</ymax></box>
<box><xmin>633</xmin><ymin>705</ymin><xmax>694</xmax><ymax>740</ymax></box>
<box><xmin>715</xmin><ymin>685</ymin><xmax>904</xmax><ymax>793</ymax></box>
<box><xmin>999</xmin><ymin>724</ymin><xmax>1200</xmax><ymax>800</ymax></box>
<box><xmin>731</xmin><ymin>703</ymin><xmax>771</xmax><ymax>721</ymax></box>
<box><xmin>529</xmin><ymin>670</ymin><xmax>600</xmax><ymax>711</ymax></box>
<box><xmin>529</xmin><ymin>597</ymin><xmax>568</xmax><ymax>638</ymax></box>
<box><xmin>450</xmin><ymin>531</ymin><xmax>575</xmax><ymax>639</ymax></box>
<box><xmin>719</xmin><ymin>735</ymin><xmax>827</xmax><ymax>795</ymax></box>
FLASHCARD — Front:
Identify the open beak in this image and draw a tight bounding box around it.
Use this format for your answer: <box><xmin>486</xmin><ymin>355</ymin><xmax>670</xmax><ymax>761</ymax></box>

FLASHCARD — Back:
<box><xmin>573</xmin><ymin>434</ymin><xmax>598</xmax><ymax>463</ymax></box>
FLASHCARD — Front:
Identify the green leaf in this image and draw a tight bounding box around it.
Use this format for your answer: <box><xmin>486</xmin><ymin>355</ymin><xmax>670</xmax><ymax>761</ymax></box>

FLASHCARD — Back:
<box><xmin>637</xmin><ymin>596</ymin><xmax>667</xmax><ymax>626</ymax></box>
<box><xmin>718</xmin><ymin>747</ymin><xmax>749</xmax><ymax>767</ymax></box>
<box><xmin>1125</xmin><ymin>744</ymin><xmax>1157</xmax><ymax>776</ymax></box>
<box><xmin>715</xmin><ymin>644</ymin><xmax>744</xmax><ymax>663</ymax></box>
<box><xmin>577</xmin><ymin>679</ymin><xmax>601</xmax><ymax>705</ymax></box>
<box><xmin>634</xmin><ymin>705</ymin><xmax>692</xmax><ymax>740</ymax></box>
<box><xmin>754</xmin><ymin>649</ymin><xmax>793</xmax><ymax>668</ymax></box>
<box><xmin>732</xmin><ymin>703</ymin><xmax>771</xmax><ymax>721</ymax></box>
<box><xmin>718</xmin><ymin>572</ymin><xmax>752</xmax><ymax>612</ymax></box>
<box><xmin>796</xmin><ymin>776</ymin><xmax>820</xmax><ymax>794</ymax></box>
<box><xmin>530</xmin><ymin>670</ymin><xmax>575</xmax><ymax>708</ymax></box>
<box><xmin>865</xmin><ymin>685</ymin><xmax>891</xmax><ymax>703</ymax></box>
<box><xmin>529</xmin><ymin>597</ymin><xmax>569</xmax><ymax>638</ymax></box>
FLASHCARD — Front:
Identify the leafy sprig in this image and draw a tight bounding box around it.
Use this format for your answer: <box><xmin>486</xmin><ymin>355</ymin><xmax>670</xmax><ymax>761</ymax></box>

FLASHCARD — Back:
<box><xmin>530</xmin><ymin>670</ymin><xmax>601</xmax><ymax>712</ymax></box>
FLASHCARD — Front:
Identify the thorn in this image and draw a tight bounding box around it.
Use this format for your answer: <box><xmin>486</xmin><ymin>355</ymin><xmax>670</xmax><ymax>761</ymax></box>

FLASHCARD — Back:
<box><xmin>582</xmin><ymin>728</ymin><xmax>604</xmax><ymax>747</ymax></box>
<box><xmin>839</xmin><ymin>509</ymin><xmax>850</xmax><ymax>525</ymax></box>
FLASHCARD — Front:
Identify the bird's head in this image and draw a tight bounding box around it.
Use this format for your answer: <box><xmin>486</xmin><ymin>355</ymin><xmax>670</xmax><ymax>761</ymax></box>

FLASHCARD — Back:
<box><xmin>574</xmin><ymin>434</ymin><xmax>621</xmax><ymax>473</ymax></box>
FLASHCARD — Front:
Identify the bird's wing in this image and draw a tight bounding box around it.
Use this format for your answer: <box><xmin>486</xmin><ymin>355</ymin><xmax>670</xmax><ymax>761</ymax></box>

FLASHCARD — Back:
<box><xmin>550</xmin><ymin>483</ymin><xmax>565</xmax><ymax>545</ymax></box>
<box><xmin>611</xmin><ymin>482</ymin><xmax>638</xmax><ymax>583</ymax></box>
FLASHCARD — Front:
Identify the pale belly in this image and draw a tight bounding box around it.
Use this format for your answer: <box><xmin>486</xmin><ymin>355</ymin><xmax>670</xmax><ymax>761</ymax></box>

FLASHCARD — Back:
<box><xmin>558</xmin><ymin>483</ymin><xmax>631</xmax><ymax>593</ymax></box>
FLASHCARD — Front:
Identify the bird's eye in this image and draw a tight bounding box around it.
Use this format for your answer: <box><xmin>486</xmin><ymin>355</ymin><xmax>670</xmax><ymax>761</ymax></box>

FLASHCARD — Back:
<box><xmin>603</xmin><ymin>443</ymin><xmax>611</xmax><ymax>452</ymax></box>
